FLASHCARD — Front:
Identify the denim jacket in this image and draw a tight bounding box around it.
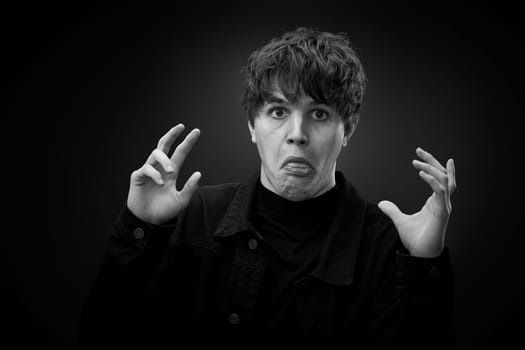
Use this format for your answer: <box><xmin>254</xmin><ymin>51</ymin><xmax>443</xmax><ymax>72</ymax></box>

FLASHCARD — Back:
<box><xmin>78</xmin><ymin>171</ymin><xmax>454</xmax><ymax>349</ymax></box>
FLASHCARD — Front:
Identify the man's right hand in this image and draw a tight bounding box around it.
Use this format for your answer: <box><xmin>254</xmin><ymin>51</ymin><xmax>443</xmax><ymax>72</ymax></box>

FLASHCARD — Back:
<box><xmin>127</xmin><ymin>124</ymin><xmax>201</xmax><ymax>225</ymax></box>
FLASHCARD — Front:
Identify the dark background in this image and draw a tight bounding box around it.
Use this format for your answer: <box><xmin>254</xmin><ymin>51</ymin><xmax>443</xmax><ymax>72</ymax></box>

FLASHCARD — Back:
<box><xmin>7</xmin><ymin>2</ymin><xmax>522</xmax><ymax>349</ymax></box>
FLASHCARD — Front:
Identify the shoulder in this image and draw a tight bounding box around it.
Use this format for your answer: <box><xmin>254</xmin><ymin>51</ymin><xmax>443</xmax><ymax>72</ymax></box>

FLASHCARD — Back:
<box><xmin>362</xmin><ymin>201</ymin><xmax>402</xmax><ymax>255</ymax></box>
<box><xmin>195</xmin><ymin>182</ymin><xmax>241</xmax><ymax>203</ymax></box>
<box><xmin>364</xmin><ymin>201</ymin><xmax>395</xmax><ymax>233</ymax></box>
<box><xmin>336</xmin><ymin>171</ymin><xmax>397</xmax><ymax>244</ymax></box>
<box><xmin>184</xmin><ymin>182</ymin><xmax>242</xmax><ymax>218</ymax></box>
<box><xmin>356</xmin><ymin>201</ymin><xmax>402</xmax><ymax>255</ymax></box>
<box><xmin>169</xmin><ymin>182</ymin><xmax>243</xmax><ymax>248</ymax></box>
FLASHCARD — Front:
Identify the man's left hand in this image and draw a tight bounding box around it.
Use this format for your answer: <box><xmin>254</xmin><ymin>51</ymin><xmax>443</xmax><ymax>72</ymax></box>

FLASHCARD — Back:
<box><xmin>378</xmin><ymin>148</ymin><xmax>457</xmax><ymax>258</ymax></box>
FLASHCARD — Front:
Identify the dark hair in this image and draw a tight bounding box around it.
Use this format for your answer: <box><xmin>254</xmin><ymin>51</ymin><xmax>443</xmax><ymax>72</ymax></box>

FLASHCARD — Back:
<box><xmin>241</xmin><ymin>27</ymin><xmax>367</xmax><ymax>131</ymax></box>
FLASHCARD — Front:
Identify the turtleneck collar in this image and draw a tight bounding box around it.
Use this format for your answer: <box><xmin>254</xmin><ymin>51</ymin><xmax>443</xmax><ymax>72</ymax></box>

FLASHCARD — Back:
<box><xmin>256</xmin><ymin>180</ymin><xmax>339</xmax><ymax>220</ymax></box>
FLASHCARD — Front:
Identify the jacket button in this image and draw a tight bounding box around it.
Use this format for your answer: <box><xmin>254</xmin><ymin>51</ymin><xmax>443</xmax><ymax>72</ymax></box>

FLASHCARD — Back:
<box><xmin>228</xmin><ymin>313</ymin><xmax>240</xmax><ymax>325</ymax></box>
<box><xmin>430</xmin><ymin>265</ymin><xmax>441</xmax><ymax>278</ymax></box>
<box><xmin>133</xmin><ymin>227</ymin><xmax>145</xmax><ymax>240</ymax></box>
<box><xmin>248</xmin><ymin>238</ymin><xmax>258</xmax><ymax>250</ymax></box>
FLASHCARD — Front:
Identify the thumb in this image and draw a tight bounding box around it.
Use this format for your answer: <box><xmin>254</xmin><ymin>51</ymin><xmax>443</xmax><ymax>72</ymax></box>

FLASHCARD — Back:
<box><xmin>378</xmin><ymin>200</ymin><xmax>404</xmax><ymax>224</ymax></box>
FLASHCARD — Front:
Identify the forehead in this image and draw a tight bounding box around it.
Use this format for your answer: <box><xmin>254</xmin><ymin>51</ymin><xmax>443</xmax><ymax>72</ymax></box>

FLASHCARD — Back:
<box><xmin>265</xmin><ymin>89</ymin><xmax>317</xmax><ymax>106</ymax></box>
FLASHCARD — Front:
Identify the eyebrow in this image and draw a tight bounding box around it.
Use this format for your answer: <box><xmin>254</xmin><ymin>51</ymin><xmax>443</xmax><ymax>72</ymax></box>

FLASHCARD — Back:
<box><xmin>265</xmin><ymin>96</ymin><xmax>288</xmax><ymax>105</ymax></box>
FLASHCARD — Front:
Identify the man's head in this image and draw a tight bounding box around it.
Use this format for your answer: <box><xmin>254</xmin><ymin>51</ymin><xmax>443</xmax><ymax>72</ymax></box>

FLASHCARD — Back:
<box><xmin>241</xmin><ymin>27</ymin><xmax>367</xmax><ymax>201</ymax></box>
<box><xmin>241</xmin><ymin>27</ymin><xmax>366</xmax><ymax>132</ymax></box>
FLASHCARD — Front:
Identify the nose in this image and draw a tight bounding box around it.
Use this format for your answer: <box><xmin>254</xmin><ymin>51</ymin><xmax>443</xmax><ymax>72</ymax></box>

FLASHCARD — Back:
<box><xmin>286</xmin><ymin>113</ymin><xmax>308</xmax><ymax>145</ymax></box>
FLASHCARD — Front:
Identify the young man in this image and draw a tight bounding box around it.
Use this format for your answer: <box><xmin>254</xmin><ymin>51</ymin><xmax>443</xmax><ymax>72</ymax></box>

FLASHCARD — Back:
<box><xmin>78</xmin><ymin>27</ymin><xmax>457</xmax><ymax>349</ymax></box>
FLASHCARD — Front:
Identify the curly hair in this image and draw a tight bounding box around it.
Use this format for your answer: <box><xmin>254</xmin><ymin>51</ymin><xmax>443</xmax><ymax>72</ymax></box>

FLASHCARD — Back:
<box><xmin>241</xmin><ymin>27</ymin><xmax>367</xmax><ymax>131</ymax></box>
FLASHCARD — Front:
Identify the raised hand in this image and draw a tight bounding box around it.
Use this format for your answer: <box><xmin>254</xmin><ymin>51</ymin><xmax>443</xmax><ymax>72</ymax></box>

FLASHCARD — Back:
<box><xmin>127</xmin><ymin>124</ymin><xmax>201</xmax><ymax>225</ymax></box>
<box><xmin>378</xmin><ymin>148</ymin><xmax>457</xmax><ymax>258</ymax></box>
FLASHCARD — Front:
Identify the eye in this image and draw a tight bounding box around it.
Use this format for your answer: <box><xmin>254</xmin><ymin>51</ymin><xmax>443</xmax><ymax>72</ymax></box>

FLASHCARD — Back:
<box><xmin>269</xmin><ymin>107</ymin><xmax>288</xmax><ymax>119</ymax></box>
<box><xmin>311</xmin><ymin>109</ymin><xmax>329</xmax><ymax>121</ymax></box>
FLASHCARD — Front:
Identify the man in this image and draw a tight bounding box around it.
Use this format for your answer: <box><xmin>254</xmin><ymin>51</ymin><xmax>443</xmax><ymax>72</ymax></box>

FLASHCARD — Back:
<box><xmin>78</xmin><ymin>27</ymin><xmax>457</xmax><ymax>349</ymax></box>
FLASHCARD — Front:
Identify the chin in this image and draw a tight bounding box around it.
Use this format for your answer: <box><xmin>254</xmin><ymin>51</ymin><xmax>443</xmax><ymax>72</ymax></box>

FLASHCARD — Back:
<box><xmin>280</xmin><ymin>190</ymin><xmax>313</xmax><ymax>201</ymax></box>
<box><xmin>277</xmin><ymin>179</ymin><xmax>315</xmax><ymax>201</ymax></box>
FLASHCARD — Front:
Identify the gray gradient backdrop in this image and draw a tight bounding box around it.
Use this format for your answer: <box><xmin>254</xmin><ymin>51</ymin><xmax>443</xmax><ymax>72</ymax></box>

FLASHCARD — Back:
<box><xmin>7</xmin><ymin>2</ymin><xmax>521</xmax><ymax>349</ymax></box>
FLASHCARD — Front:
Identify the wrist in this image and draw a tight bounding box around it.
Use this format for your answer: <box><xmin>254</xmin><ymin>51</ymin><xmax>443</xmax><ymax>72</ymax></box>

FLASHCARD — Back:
<box><xmin>407</xmin><ymin>246</ymin><xmax>444</xmax><ymax>258</ymax></box>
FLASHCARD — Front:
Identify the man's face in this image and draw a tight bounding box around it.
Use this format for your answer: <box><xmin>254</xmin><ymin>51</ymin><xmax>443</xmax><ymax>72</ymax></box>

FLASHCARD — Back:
<box><xmin>249</xmin><ymin>89</ymin><xmax>351</xmax><ymax>201</ymax></box>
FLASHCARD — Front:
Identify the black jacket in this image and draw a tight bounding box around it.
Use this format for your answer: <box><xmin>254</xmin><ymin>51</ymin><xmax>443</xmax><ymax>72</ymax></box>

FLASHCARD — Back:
<box><xmin>78</xmin><ymin>171</ymin><xmax>454</xmax><ymax>349</ymax></box>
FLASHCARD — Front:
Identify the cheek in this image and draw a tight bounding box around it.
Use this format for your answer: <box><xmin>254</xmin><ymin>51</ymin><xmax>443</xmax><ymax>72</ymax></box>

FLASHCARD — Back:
<box><xmin>316</xmin><ymin>134</ymin><xmax>344</xmax><ymax>163</ymax></box>
<box><xmin>255</xmin><ymin>131</ymin><xmax>280</xmax><ymax>162</ymax></box>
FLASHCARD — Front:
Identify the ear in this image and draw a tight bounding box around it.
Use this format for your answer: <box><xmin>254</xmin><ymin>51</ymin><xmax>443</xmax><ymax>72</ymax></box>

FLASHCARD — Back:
<box><xmin>342</xmin><ymin>117</ymin><xmax>357</xmax><ymax>147</ymax></box>
<box><xmin>248</xmin><ymin>121</ymin><xmax>256</xmax><ymax>144</ymax></box>
<box><xmin>342</xmin><ymin>134</ymin><xmax>350</xmax><ymax>147</ymax></box>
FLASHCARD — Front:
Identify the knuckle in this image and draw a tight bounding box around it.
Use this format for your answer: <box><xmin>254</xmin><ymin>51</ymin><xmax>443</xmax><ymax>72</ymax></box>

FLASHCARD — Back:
<box><xmin>152</xmin><ymin>148</ymin><xmax>162</xmax><ymax>158</ymax></box>
<box><xmin>152</xmin><ymin>149</ymin><xmax>169</xmax><ymax>164</ymax></box>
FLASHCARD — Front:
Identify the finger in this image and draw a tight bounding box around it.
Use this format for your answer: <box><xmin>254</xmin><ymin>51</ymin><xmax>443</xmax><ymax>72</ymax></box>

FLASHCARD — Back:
<box><xmin>378</xmin><ymin>200</ymin><xmax>406</xmax><ymax>225</ymax></box>
<box><xmin>145</xmin><ymin>149</ymin><xmax>175</xmax><ymax>173</ymax></box>
<box><xmin>157</xmin><ymin>124</ymin><xmax>186</xmax><ymax>154</ymax></box>
<box><xmin>171</xmin><ymin>128</ymin><xmax>201</xmax><ymax>169</ymax></box>
<box><xmin>447</xmin><ymin>158</ymin><xmax>457</xmax><ymax>194</ymax></box>
<box><xmin>416</xmin><ymin>147</ymin><xmax>446</xmax><ymax>173</ymax></box>
<box><xmin>178</xmin><ymin>171</ymin><xmax>202</xmax><ymax>204</ymax></box>
<box><xmin>418</xmin><ymin>170</ymin><xmax>446</xmax><ymax>202</ymax></box>
<box><xmin>412</xmin><ymin>159</ymin><xmax>448</xmax><ymax>189</ymax></box>
<box><xmin>136</xmin><ymin>164</ymin><xmax>164</xmax><ymax>185</ymax></box>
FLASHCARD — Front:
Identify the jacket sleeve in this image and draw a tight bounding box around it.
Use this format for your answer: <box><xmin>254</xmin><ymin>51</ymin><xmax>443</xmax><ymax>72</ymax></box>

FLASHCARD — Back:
<box><xmin>367</xmin><ymin>219</ymin><xmax>455</xmax><ymax>349</ymax></box>
<box><xmin>77</xmin><ymin>204</ymin><xmax>175</xmax><ymax>350</ymax></box>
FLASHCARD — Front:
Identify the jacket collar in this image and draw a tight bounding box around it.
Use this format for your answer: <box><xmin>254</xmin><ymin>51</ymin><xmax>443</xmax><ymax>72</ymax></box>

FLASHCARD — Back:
<box><xmin>214</xmin><ymin>171</ymin><xmax>367</xmax><ymax>286</ymax></box>
<box><xmin>214</xmin><ymin>172</ymin><xmax>260</xmax><ymax>236</ymax></box>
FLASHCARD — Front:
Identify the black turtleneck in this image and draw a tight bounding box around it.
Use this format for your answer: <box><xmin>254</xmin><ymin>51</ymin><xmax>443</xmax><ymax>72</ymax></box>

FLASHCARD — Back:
<box><xmin>252</xmin><ymin>180</ymin><xmax>339</xmax><ymax>335</ymax></box>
